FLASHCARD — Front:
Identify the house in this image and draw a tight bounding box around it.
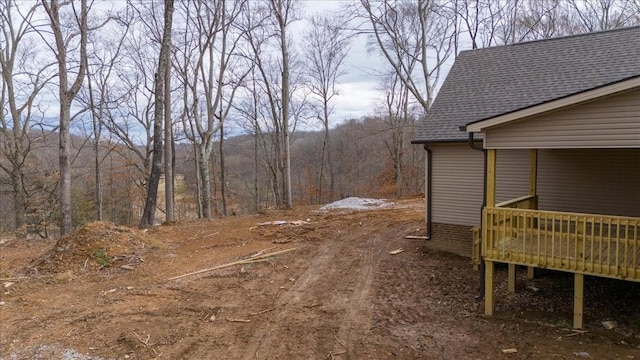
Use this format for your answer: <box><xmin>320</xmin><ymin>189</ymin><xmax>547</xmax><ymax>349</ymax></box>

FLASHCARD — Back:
<box><xmin>412</xmin><ymin>26</ymin><xmax>640</xmax><ymax>328</ymax></box>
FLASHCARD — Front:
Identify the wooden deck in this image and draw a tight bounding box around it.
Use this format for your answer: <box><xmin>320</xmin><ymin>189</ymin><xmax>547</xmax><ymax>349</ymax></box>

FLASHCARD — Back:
<box><xmin>483</xmin><ymin>207</ymin><xmax>640</xmax><ymax>281</ymax></box>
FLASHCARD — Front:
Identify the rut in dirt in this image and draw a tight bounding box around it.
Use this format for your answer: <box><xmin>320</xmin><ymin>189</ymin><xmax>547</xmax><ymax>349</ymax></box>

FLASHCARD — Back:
<box><xmin>242</xmin><ymin>212</ymin><xmax>417</xmax><ymax>360</ymax></box>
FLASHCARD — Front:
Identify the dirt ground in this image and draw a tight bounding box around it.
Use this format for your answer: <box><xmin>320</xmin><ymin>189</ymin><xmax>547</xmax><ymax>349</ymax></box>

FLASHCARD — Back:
<box><xmin>1</xmin><ymin>198</ymin><xmax>639</xmax><ymax>359</ymax></box>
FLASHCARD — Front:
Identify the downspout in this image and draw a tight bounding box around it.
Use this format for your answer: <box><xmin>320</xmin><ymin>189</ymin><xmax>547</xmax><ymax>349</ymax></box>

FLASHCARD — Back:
<box><xmin>468</xmin><ymin>132</ymin><xmax>487</xmax><ymax>300</ymax></box>
<box><xmin>423</xmin><ymin>144</ymin><xmax>432</xmax><ymax>240</ymax></box>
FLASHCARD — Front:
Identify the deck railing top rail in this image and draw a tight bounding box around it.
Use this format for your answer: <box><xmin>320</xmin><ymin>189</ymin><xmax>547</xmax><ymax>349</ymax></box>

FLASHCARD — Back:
<box><xmin>488</xmin><ymin>206</ymin><xmax>640</xmax><ymax>222</ymax></box>
<box><xmin>496</xmin><ymin>194</ymin><xmax>538</xmax><ymax>209</ymax></box>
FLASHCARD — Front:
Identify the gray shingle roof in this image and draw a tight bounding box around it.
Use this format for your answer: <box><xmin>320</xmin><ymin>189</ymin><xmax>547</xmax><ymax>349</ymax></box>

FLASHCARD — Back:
<box><xmin>413</xmin><ymin>26</ymin><xmax>640</xmax><ymax>143</ymax></box>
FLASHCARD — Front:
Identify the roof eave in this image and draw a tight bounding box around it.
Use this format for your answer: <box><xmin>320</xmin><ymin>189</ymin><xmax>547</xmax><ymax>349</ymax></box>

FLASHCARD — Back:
<box><xmin>411</xmin><ymin>138</ymin><xmax>477</xmax><ymax>145</ymax></box>
<box><xmin>464</xmin><ymin>76</ymin><xmax>640</xmax><ymax>133</ymax></box>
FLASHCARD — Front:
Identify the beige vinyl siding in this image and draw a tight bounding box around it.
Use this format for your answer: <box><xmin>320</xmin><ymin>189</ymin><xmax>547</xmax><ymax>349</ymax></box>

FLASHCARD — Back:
<box><xmin>496</xmin><ymin>150</ymin><xmax>530</xmax><ymax>203</ymax></box>
<box><xmin>430</xmin><ymin>144</ymin><xmax>483</xmax><ymax>226</ymax></box>
<box><xmin>485</xmin><ymin>89</ymin><xmax>640</xmax><ymax>149</ymax></box>
<box><xmin>537</xmin><ymin>149</ymin><xmax>640</xmax><ymax>217</ymax></box>
<box><xmin>430</xmin><ymin>145</ymin><xmax>529</xmax><ymax>226</ymax></box>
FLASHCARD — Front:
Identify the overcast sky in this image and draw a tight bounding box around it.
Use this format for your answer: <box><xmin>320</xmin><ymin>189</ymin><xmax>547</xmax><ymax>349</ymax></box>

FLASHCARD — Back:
<box><xmin>300</xmin><ymin>0</ymin><xmax>387</xmax><ymax>123</ymax></box>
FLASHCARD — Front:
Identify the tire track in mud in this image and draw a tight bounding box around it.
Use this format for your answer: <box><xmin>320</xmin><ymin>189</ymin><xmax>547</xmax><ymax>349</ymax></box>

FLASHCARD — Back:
<box><xmin>332</xmin><ymin>224</ymin><xmax>389</xmax><ymax>359</ymax></box>
<box><xmin>242</xmin><ymin>212</ymin><xmax>407</xmax><ymax>360</ymax></box>
<box><xmin>241</xmin><ymin>233</ymin><xmax>347</xmax><ymax>359</ymax></box>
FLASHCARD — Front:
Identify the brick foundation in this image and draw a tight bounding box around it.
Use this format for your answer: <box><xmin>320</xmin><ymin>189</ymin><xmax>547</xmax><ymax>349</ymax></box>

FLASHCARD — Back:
<box><xmin>424</xmin><ymin>222</ymin><xmax>474</xmax><ymax>258</ymax></box>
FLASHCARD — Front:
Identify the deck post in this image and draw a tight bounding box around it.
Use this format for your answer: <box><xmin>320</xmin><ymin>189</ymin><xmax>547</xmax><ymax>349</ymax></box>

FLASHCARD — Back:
<box><xmin>527</xmin><ymin>266</ymin><xmax>535</xmax><ymax>279</ymax></box>
<box><xmin>529</xmin><ymin>149</ymin><xmax>537</xmax><ymax>196</ymax></box>
<box><xmin>508</xmin><ymin>263</ymin><xmax>516</xmax><ymax>292</ymax></box>
<box><xmin>485</xmin><ymin>260</ymin><xmax>495</xmax><ymax>315</ymax></box>
<box><xmin>484</xmin><ymin>150</ymin><xmax>496</xmax><ymax>315</ymax></box>
<box><xmin>487</xmin><ymin>149</ymin><xmax>496</xmax><ymax>208</ymax></box>
<box><xmin>574</xmin><ymin>273</ymin><xmax>584</xmax><ymax>329</ymax></box>
<box><xmin>527</xmin><ymin>150</ymin><xmax>537</xmax><ymax>280</ymax></box>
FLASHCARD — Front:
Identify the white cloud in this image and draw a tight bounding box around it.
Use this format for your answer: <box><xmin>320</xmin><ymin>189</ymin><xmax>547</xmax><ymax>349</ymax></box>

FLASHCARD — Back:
<box><xmin>332</xmin><ymin>81</ymin><xmax>384</xmax><ymax>121</ymax></box>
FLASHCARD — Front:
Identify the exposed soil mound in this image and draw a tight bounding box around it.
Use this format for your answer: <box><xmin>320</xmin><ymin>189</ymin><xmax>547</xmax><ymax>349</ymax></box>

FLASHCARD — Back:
<box><xmin>28</xmin><ymin>221</ymin><xmax>153</xmax><ymax>274</ymax></box>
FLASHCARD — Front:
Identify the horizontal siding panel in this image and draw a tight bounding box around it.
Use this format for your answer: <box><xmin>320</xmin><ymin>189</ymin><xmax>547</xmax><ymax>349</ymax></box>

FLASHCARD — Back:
<box><xmin>486</xmin><ymin>89</ymin><xmax>640</xmax><ymax>149</ymax></box>
<box><xmin>431</xmin><ymin>144</ymin><xmax>484</xmax><ymax>226</ymax></box>
<box><xmin>537</xmin><ymin>112</ymin><xmax>639</xmax><ymax>121</ymax></box>
<box><xmin>496</xmin><ymin>150</ymin><xmax>530</xmax><ymax>203</ymax></box>
<box><xmin>430</xmin><ymin>145</ymin><xmax>531</xmax><ymax>226</ymax></box>
<box><xmin>538</xmin><ymin>149</ymin><xmax>640</xmax><ymax>217</ymax></box>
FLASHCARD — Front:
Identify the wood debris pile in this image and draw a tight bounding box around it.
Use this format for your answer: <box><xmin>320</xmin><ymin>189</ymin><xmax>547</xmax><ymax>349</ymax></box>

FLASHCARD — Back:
<box><xmin>28</xmin><ymin>221</ymin><xmax>154</xmax><ymax>274</ymax></box>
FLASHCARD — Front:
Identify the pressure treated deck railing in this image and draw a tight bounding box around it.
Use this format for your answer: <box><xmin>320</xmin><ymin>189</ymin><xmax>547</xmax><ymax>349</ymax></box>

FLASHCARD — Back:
<box><xmin>472</xmin><ymin>225</ymin><xmax>481</xmax><ymax>267</ymax></box>
<box><xmin>472</xmin><ymin>195</ymin><xmax>538</xmax><ymax>266</ymax></box>
<box><xmin>483</xmin><ymin>208</ymin><xmax>640</xmax><ymax>281</ymax></box>
<box><xmin>495</xmin><ymin>194</ymin><xmax>538</xmax><ymax>210</ymax></box>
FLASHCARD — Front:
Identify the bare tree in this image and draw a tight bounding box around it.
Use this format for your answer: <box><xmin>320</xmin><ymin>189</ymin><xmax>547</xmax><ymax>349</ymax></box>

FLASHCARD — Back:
<box><xmin>41</xmin><ymin>0</ymin><xmax>89</xmax><ymax>235</ymax></box>
<box><xmin>239</xmin><ymin>0</ymin><xmax>300</xmax><ymax>209</ymax></box>
<box><xmin>241</xmin><ymin>2</ymin><xmax>284</xmax><ymax>208</ymax></box>
<box><xmin>379</xmin><ymin>71</ymin><xmax>412</xmax><ymax>197</ymax></box>
<box><xmin>140</xmin><ymin>0</ymin><xmax>174</xmax><ymax>228</ymax></box>
<box><xmin>358</xmin><ymin>0</ymin><xmax>456</xmax><ymax>114</ymax></box>
<box><xmin>0</xmin><ymin>0</ymin><xmax>56</xmax><ymax>230</ymax></box>
<box><xmin>232</xmin><ymin>66</ymin><xmax>265</xmax><ymax>213</ymax></box>
<box><xmin>175</xmin><ymin>0</ymin><xmax>248</xmax><ymax>219</ymax></box>
<box><xmin>568</xmin><ymin>0</ymin><xmax>640</xmax><ymax>32</ymax></box>
<box><xmin>103</xmin><ymin>16</ymin><xmax>159</xmax><ymax>197</ymax></box>
<box><xmin>270</xmin><ymin>0</ymin><xmax>298</xmax><ymax>209</ymax></box>
<box><xmin>79</xmin><ymin>14</ymin><xmax>131</xmax><ymax>222</ymax></box>
<box><xmin>454</xmin><ymin>0</ymin><xmax>640</xmax><ymax>50</ymax></box>
<box><xmin>303</xmin><ymin>14</ymin><xmax>351</xmax><ymax>203</ymax></box>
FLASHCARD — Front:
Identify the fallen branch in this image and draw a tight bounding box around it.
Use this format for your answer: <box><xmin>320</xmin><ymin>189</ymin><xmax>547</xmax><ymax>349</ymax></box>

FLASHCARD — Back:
<box><xmin>565</xmin><ymin>329</ymin><xmax>588</xmax><ymax>337</ymax></box>
<box><xmin>404</xmin><ymin>235</ymin><xmax>428</xmax><ymax>240</ymax></box>
<box><xmin>333</xmin><ymin>332</ymin><xmax>346</xmax><ymax>349</ymax></box>
<box><xmin>167</xmin><ymin>247</ymin><xmax>297</xmax><ymax>281</ymax></box>
<box><xmin>249</xmin><ymin>307</ymin><xmax>276</xmax><ymax>316</ymax></box>
<box><xmin>328</xmin><ymin>350</ymin><xmax>346</xmax><ymax>359</ymax></box>
<box><xmin>251</xmin><ymin>246</ymin><xmax>276</xmax><ymax>258</ymax></box>
<box><xmin>133</xmin><ymin>331</ymin><xmax>157</xmax><ymax>356</ymax></box>
<box><xmin>389</xmin><ymin>248</ymin><xmax>404</xmax><ymax>255</ymax></box>
<box><xmin>226</xmin><ymin>317</ymin><xmax>251</xmax><ymax>323</ymax></box>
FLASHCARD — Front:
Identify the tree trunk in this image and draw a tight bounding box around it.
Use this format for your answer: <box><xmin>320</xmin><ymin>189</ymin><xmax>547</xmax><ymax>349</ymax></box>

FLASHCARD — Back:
<box><xmin>140</xmin><ymin>0</ymin><xmax>174</xmax><ymax>228</ymax></box>
<box><xmin>272</xmin><ymin>128</ymin><xmax>283</xmax><ymax>208</ymax></box>
<box><xmin>140</xmin><ymin>71</ymin><xmax>165</xmax><ymax>228</ymax></box>
<box><xmin>59</xmin><ymin>101</ymin><xmax>72</xmax><ymax>234</ymax></box>
<box><xmin>198</xmin><ymin>148</ymin><xmax>212</xmax><ymax>219</ymax></box>
<box><xmin>10</xmin><ymin>164</ymin><xmax>27</xmax><ymax>228</ymax></box>
<box><xmin>279</xmin><ymin>1</ymin><xmax>292</xmax><ymax>209</ymax></box>
<box><xmin>94</xmin><ymin>123</ymin><xmax>103</xmax><ymax>221</ymax></box>
<box><xmin>193</xmin><ymin>142</ymin><xmax>203</xmax><ymax>218</ymax></box>
<box><xmin>254</xmin><ymin>130</ymin><xmax>259</xmax><ymax>213</ymax></box>
<box><xmin>85</xmin><ymin>56</ymin><xmax>103</xmax><ymax>222</ymax></box>
<box><xmin>219</xmin><ymin>118</ymin><xmax>227</xmax><ymax>216</ymax></box>
<box><xmin>318</xmin><ymin>130</ymin><xmax>326</xmax><ymax>204</ymax></box>
<box><xmin>282</xmin><ymin>77</ymin><xmax>292</xmax><ymax>207</ymax></box>
<box><xmin>164</xmin><ymin>57</ymin><xmax>174</xmax><ymax>222</ymax></box>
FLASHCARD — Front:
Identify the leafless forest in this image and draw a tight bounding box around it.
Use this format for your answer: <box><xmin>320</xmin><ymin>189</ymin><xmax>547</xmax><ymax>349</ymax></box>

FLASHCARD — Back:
<box><xmin>1</xmin><ymin>0</ymin><xmax>638</xmax><ymax>235</ymax></box>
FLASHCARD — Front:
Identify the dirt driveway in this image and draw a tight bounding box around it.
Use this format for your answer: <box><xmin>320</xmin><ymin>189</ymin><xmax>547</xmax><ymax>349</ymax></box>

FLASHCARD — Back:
<box><xmin>1</xmin><ymin>199</ymin><xmax>639</xmax><ymax>359</ymax></box>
